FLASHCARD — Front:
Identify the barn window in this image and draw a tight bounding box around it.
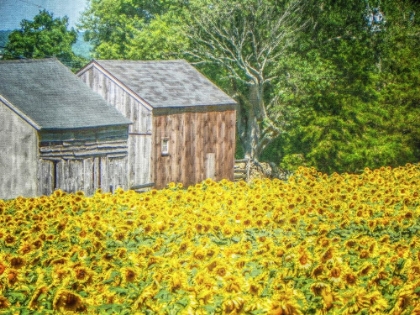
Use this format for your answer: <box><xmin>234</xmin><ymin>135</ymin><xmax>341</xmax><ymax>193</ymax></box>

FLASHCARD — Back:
<box><xmin>161</xmin><ymin>138</ymin><xmax>169</xmax><ymax>156</ymax></box>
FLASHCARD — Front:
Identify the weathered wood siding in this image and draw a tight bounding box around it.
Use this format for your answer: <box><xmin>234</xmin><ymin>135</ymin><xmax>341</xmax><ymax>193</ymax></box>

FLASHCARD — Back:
<box><xmin>78</xmin><ymin>67</ymin><xmax>153</xmax><ymax>187</ymax></box>
<box><xmin>0</xmin><ymin>101</ymin><xmax>38</xmax><ymax>199</ymax></box>
<box><xmin>38</xmin><ymin>138</ymin><xmax>128</xmax><ymax>196</ymax></box>
<box><xmin>153</xmin><ymin>109</ymin><xmax>236</xmax><ymax>188</ymax></box>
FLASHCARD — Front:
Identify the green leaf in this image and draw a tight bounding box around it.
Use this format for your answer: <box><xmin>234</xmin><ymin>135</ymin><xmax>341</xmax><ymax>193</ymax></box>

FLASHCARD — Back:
<box><xmin>231</xmin><ymin>235</ymin><xmax>241</xmax><ymax>243</ymax></box>
<box><xmin>109</xmin><ymin>287</ymin><xmax>129</xmax><ymax>295</ymax></box>
<box><xmin>177</xmin><ymin>295</ymin><xmax>189</xmax><ymax>307</ymax></box>
<box><xmin>103</xmin><ymin>270</ymin><xmax>121</xmax><ymax>284</ymax></box>
<box><xmin>155</xmin><ymin>288</ymin><xmax>171</xmax><ymax>302</ymax></box>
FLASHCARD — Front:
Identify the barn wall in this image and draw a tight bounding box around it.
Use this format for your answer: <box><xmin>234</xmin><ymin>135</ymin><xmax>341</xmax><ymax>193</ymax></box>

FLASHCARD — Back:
<box><xmin>153</xmin><ymin>109</ymin><xmax>236</xmax><ymax>188</ymax></box>
<box><xmin>0</xmin><ymin>101</ymin><xmax>38</xmax><ymax>199</ymax></box>
<box><xmin>78</xmin><ymin>67</ymin><xmax>153</xmax><ymax>187</ymax></box>
<box><xmin>38</xmin><ymin>138</ymin><xmax>129</xmax><ymax>196</ymax></box>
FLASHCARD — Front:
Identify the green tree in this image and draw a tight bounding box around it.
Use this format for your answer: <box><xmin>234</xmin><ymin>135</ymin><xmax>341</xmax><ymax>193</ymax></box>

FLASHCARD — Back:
<box><xmin>4</xmin><ymin>10</ymin><xmax>85</xmax><ymax>70</ymax></box>
<box><xmin>268</xmin><ymin>0</ymin><xmax>420</xmax><ymax>173</ymax></box>
<box><xmin>376</xmin><ymin>1</ymin><xmax>420</xmax><ymax>164</ymax></box>
<box><xmin>78</xmin><ymin>0</ymin><xmax>189</xmax><ymax>59</ymax></box>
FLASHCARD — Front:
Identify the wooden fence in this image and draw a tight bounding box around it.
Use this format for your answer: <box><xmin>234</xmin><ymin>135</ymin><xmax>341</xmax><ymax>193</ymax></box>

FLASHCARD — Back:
<box><xmin>234</xmin><ymin>158</ymin><xmax>251</xmax><ymax>182</ymax></box>
<box><xmin>131</xmin><ymin>182</ymin><xmax>155</xmax><ymax>193</ymax></box>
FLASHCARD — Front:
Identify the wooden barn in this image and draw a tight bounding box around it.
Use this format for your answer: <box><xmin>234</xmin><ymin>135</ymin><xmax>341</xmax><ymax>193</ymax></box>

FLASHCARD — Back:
<box><xmin>77</xmin><ymin>60</ymin><xmax>237</xmax><ymax>189</ymax></box>
<box><xmin>0</xmin><ymin>59</ymin><xmax>131</xmax><ymax>199</ymax></box>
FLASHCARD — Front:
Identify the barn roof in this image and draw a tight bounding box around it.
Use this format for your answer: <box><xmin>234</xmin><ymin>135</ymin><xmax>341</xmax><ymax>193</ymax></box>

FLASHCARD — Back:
<box><xmin>82</xmin><ymin>59</ymin><xmax>237</xmax><ymax>108</ymax></box>
<box><xmin>0</xmin><ymin>59</ymin><xmax>131</xmax><ymax>130</ymax></box>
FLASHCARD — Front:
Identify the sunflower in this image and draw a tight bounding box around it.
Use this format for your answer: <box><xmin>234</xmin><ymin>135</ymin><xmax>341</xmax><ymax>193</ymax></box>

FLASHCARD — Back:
<box><xmin>117</xmin><ymin>247</ymin><xmax>127</xmax><ymax>259</ymax></box>
<box><xmin>133</xmin><ymin>286</ymin><xmax>159</xmax><ymax>310</ymax></box>
<box><xmin>178</xmin><ymin>240</ymin><xmax>191</xmax><ymax>253</ymax></box>
<box><xmin>268</xmin><ymin>299</ymin><xmax>303</xmax><ymax>315</ymax></box>
<box><xmin>358</xmin><ymin>262</ymin><xmax>374</xmax><ymax>277</ymax></box>
<box><xmin>0</xmin><ymin>262</ymin><xmax>6</xmax><ymax>276</ymax></box>
<box><xmin>242</xmin><ymin>216</ymin><xmax>253</xmax><ymax>227</ymax></box>
<box><xmin>28</xmin><ymin>286</ymin><xmax>49</xmax><ymax>310</ymax></box>
<box><xmin>0</xmin><ymin>296</ymin><xmax>10</xmax><ymax>309</ymax></box>
<box><xmin>329</xmin><ymin>266</ymin><xmax>343</xmax><ymax>285</ymax></box>
<box><xmin>223</xmin><ymin>295</ymin><xmax>245</xmax><ymax>314</ymax></box>
<box><xmin>53</xmin><ymin>290</ymin><xmax>86</xmax><ymax>312</ymax></box>
<box><xmin>320</xmin><ymin>247</ymin><xmax>334</xmax><ymax>263</ymax></box>
<box><xmin>7</xmin><ymin>269</ymin><xmax>19</xmax><ymax>286</ymax></box>
<box><xmin>53</xmin><ymin>189</ymin><xmax>65</xmax><ymax>198</ymax></box>
<box><xmin>368</xmin><ymin>290</ymin><xmax>388</xmax><ymax>313</ymax></box>
<box><xmin>53</xmin><ymin>266</ymin><xmax>70</xmax><ymax>283</ymax></box>
<box><xmin>4</xmin><ymin>234</ymin><xmax>16</xmax><ymax>246</ymax></box>
<box><xmin>245</xmin><ymin>277</ymin><xmax>265</xmax><ymax>296</ymax></box>
<box><xmin>204</xmin><ymin>178</ymin><xmax>214</xmax><ymax>186</ymax></box>
<box><xmin>222</xmin><ymin>226</ymin><xmax>234</xmax><ymax>237</ymax></box>
<box><xmin>143</xmin><ymin>223</ymin><xmax>155</xmax><ymax>234</ymax></box>
<box><xmin>192</xmin><ymin>248</ymin><xmax>206</xmax><ymax>261</ymax></box>
<box><xmin>311</xmin><ymin>264</ymin><xmax>325</xmax><ymax>280</ymax></box>
<box><xmin>396</xmin><ymin>244</ymin><xmax>410</xmax><ymax>259</ymax></box>
<box><xmin>193</xmin><ymin>270</ymin><xmax>215</xmax><ymax>289</ymax></box>
<box><xmin>73</xmin><ymin>266</ymin><xmax>92</xmax><ymax>284</ymax></box>
<box><xmin>190</xmin><ymin>287</ymin><xmax>214</xmax><ymax>307</ymax></box>
<box><xmin>8</xmin><ymin>256</ymin><xmax>25</xmax><ymax>269</ymax></box>
<box><xmin>167</xmin><ymin>271</ymin><xmax>189</xmax><ymax>292</ymax></box>
<box><xmin>120</xmin><ymin>266</ymin><xmax>138</xmax><ymax>283</ymax></box>
<box><xmin>340</xmin><ymin>289</ymin><xmax>370</xmax><ymax>314</ymax></box>
<box><xmin>320</xmin><ymin>286</ymin><xmax>340</xmax><ymax>312</ymax></box>
<box><xmin>113</xmin><ymin>230</ymin><xmax>127</xmax><ymax>241</ymax></box>
<box><xmin>359</xmin><ymin>250</ymin><xmax>370</xmax><ymax>259</ymax></box>
<box><xmin>296</xmin><ymin>251</ymin><xmax>312</xmax><ymax>271</ymax></box>
<box><xmin>213</xmin><ymin>261</ymin><xmax>228</xmax><ymax>278</ymax></box>
<box><xmin>148</xmin><ymin>256</ymin><xmax>164</xmax><ymax>269</ymax></box>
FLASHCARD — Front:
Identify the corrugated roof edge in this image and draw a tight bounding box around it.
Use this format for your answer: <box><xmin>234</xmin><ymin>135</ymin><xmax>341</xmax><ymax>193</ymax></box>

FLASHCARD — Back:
<box><xmin>153</xmin><ymin>104</ymin><xmax>238</xmax><ymax>116</ymax></box>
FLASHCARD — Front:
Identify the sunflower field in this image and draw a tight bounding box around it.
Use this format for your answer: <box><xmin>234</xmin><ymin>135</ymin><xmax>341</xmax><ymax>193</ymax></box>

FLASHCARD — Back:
<box><xmin>1</xmin><ymin>164</ymin><xmax>420</xmax><ymax>314</ymax></box>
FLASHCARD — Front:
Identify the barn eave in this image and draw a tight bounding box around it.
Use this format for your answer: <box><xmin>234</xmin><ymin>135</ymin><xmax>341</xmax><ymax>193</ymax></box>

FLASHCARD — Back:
<box><xmin>0</xmin><ymin>94</ymin><xmax>41</xmax><ymax>130</ymax></box>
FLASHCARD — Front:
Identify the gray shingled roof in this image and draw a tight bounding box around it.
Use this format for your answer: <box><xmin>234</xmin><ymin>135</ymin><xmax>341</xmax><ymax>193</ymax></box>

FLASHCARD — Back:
<box><xmin>0</xmin><ymin>59</ymin><xmax>131</xmax><ymax>130</ymax></box>
<box><xmin>94</xmin><ymin>59</ymin><xmax>237</xmax><ymax>108</ymax></box>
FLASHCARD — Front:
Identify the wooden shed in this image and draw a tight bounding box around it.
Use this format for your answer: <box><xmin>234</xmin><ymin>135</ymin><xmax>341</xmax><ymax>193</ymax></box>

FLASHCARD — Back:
<box><xmin>0</xmin><ymin>59</ymin><xmax>131</xmax><ymax>199</ymax></box>
<box><xmin>77</xmin><ymin>60</ymin><xmax>237</xmax><ymax>189</ymax></box>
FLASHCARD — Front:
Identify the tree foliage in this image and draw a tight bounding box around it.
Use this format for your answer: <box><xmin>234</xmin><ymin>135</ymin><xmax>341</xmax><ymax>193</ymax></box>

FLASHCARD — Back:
<box><xmin>264</xmin><ymin>0</ymin><xmax>420</xmax><ymax>173</ymax></box>
<box><xmin>78</xmin><ymin>0</ymin><xmax>189</xmax><ymax>59</ymax></box>
<box><xmin>4</xmin><ymin>10</ymin><xmax>85</xmax><ymax>71</ymax></box>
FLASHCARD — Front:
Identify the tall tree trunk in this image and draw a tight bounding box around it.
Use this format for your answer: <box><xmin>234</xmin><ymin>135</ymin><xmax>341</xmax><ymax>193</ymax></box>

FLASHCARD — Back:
<box><xmin>237</xmin><ymin>83</ymin><xmax>264</xmax><ymax>160</ymax></box>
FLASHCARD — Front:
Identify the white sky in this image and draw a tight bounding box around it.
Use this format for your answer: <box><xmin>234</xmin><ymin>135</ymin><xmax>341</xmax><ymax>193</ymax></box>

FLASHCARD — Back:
<box><xmin>0</xmin><ymin>0</ymin><xmax>89</xmax><ymax>30</ymax></box>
